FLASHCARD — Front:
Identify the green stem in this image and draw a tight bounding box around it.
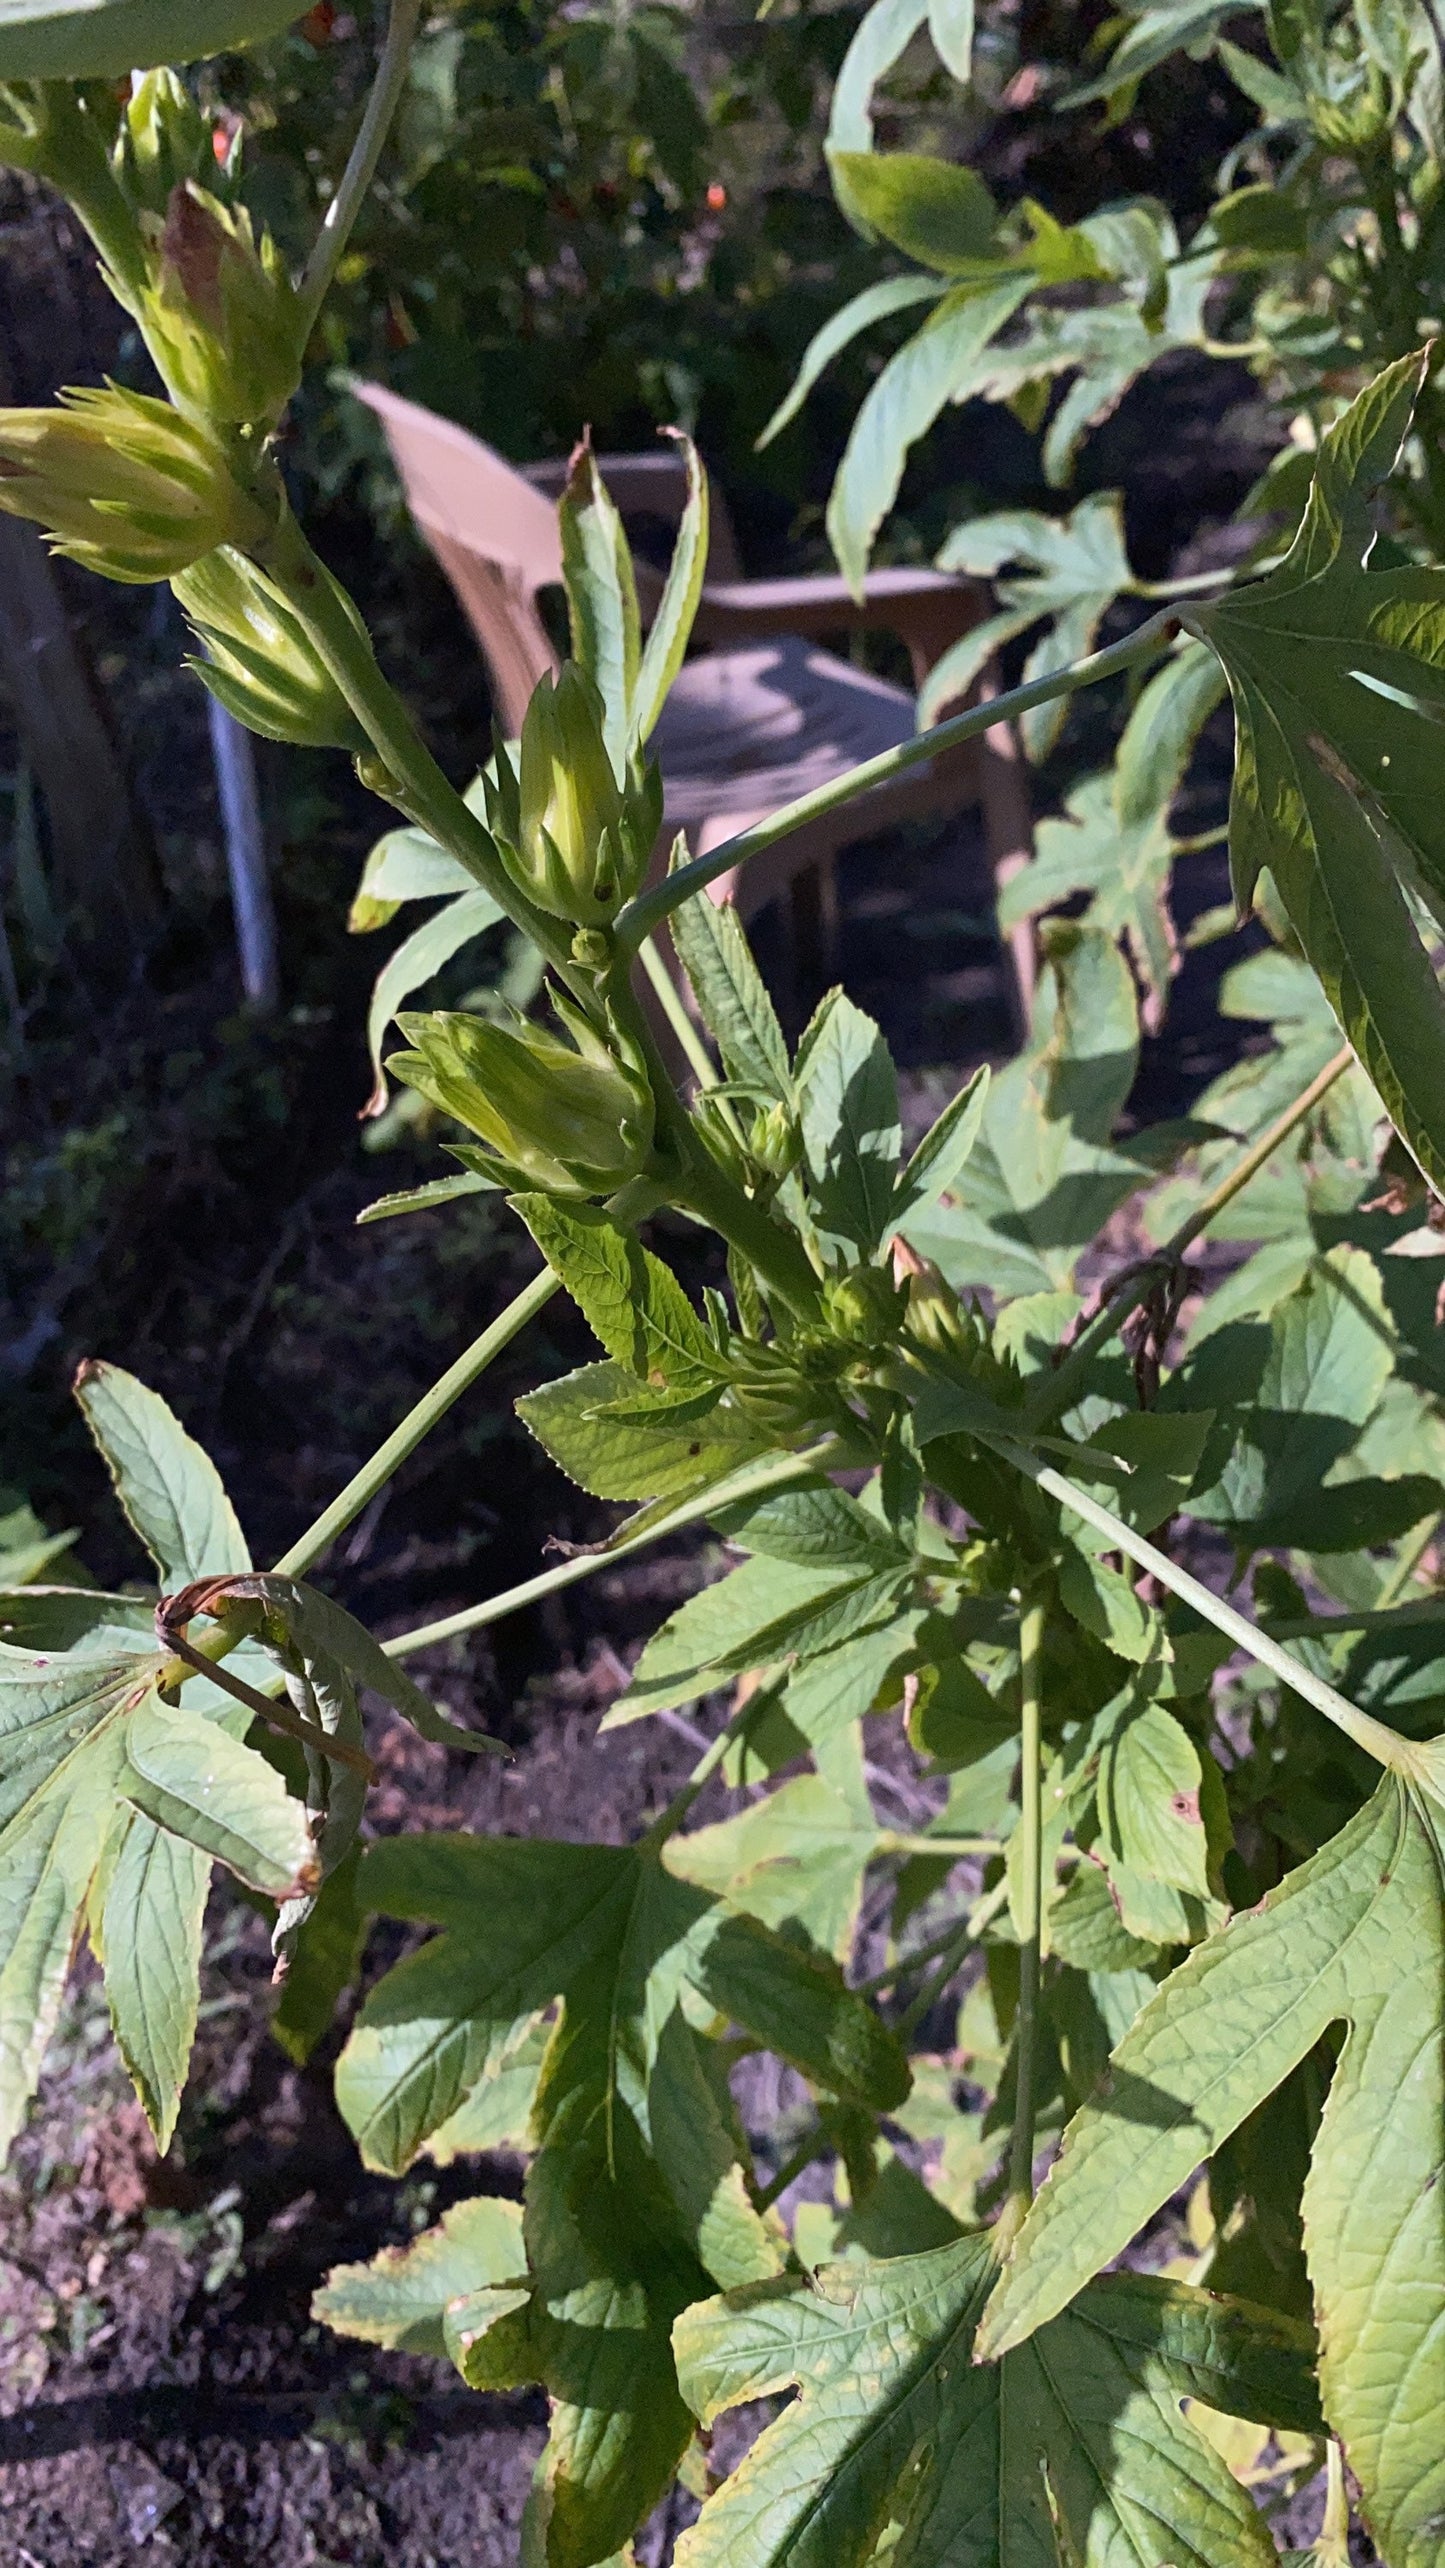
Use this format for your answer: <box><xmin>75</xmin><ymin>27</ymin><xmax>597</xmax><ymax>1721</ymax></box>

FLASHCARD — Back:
<box><xmin>296</xmin><ymin>0</ymin><xmax>425</xmax><ymax>339</ymax></box>
<box><xmin>644</xmin><ymin>1693</ymin><xmax>757</xmax><ymax>1850</ymax></box>
<box><xmin>893</xmin><ymin>1879</ymin><xmax>1012</xmax><ymax>2040</ymax></box>
<box><xmin>35</xmin><ymin>84</ymin><xmax>149</xmax><ymax>302</ymax></box>
<box><xmin>254</xmin><ymin>514</ymin><xmax>572</xmax><ymax>976</ymax></box>
<box><xmin>1012</xmin><ymin>1451</ymin><xmax>1421</xmax><ymax>1777</ymax></box>
<box><xmin>616</xmin><ymin>612</ymin><xmax>1176</xmax><ymax>954</ymax></box>
<box><xmin>1132</xmin><ymin>567</ymin><xmax>1242</xmax><ymax>600</ymax></box>
<box><xmin>599</xmin><ymin>954</ymin><xmax>822</xmax><ymax>1315</ymax></box>
<box><xmin>381</xmin><ymin>1435</ymin><xmax>847</xmax><ymax>1659</ymax></box>
<box><xmin>1373</xmin><ymin>1509</ymin><xmax>1440</xmax><ymax>1611</ymax></box>
<box><xmin>876</xmin><ymin>1832</ymin><xmax>1002</xmax><ymax>1859</ymax></box>
<box><xmin>272</xmin><ymin>1266</ymin><xmax>558</xmax><ymax>1578</ymax></box>
<box><xmin>669</xmin><ymin>1126</ymin><xmax>823</xmax><ymax>1318</ymax></box>
<box><xmin>752</xmin><ymin>2129</ymin><xmax>830</xmax><ymax>2214</ymax></box>
<box><xmin>1004</xmin><ymin>1598</ymin><xmax>1046</xmax><ymax>2228</ymax></box>
<box><xmin>637</xmin><ymin>934</ymin><xmax>720</xmax><ymax>1091</ymax></box>
<box><xmin>1027</xmin><ymin>1043</ymin><xmax>1353</xmax><ymax>1431</ymax></box>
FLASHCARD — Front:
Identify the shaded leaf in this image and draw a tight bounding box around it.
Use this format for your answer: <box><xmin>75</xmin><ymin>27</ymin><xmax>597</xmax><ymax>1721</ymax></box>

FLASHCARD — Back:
<box><xmin>632</xmin><ymin>434</ymin><xmax>708</xmax><ymax>747</ymax></box>
<box><xmin>516</xmin><ymin>1198</ymin><xmax>720</xmax><ymax>1394</ymax></box>
<box><xmin>1191</xmin><ymin>353</ymin><xmax>1445</xmax><ymax>1190</ymax></box>
<box><xmin>669</xmin><ymin>888</ymin><xmax>792</xmax><ymax>1103</ymax></box>
<box><xmin>978</xmin><ymin>1762</ymin><xmax>1445</xmax><ymax>2568</ymax></box>
<box><xmin>756</xmin><ymin>275</ymin><xmax>945</xmax><ymax>452</ymax></box>
<box><xmin>98</xmin><ymin>1815</ymin><xmax>208</xmax><ymax>2152</ymax></box>
<box><xmin>560</xmin><ymin>439</ymin><xmax>641</xmax><ymax>774</ymax></box>
<box><xmin>826</xmin><ymin>276</ymin><xmax>1031</xmax><ymax>592</ymax></box>
<box><xmin>0</xmin><ymin>0</ymin><xmax>300</xmax><ymax>78</ymax></box>
<box><xmin>673</xmin><ymin>2237</ymin><xmax>1316</xmax><ymax>2568</ymax></box>
<box><xmin>331</xmin><ymin>1832</ymin><xmax>904</xmax><ymax>2566</ymax></box>
<box><xmin>364</xmin><ymin>888</ymin><xmax>505</xmax><ymax>1112</ymax></box>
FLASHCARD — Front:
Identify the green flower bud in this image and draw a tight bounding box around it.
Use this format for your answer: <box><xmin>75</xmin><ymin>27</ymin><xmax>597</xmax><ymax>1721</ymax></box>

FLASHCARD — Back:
<box><xmin>901</xmin><ymin>1254</ymin><xmax>1019</xmax><ymax>1403</ymax></box>
<box><xmin>0</xmin><ymin>382</ymin><xmax>270</xmax><ymax>583</ymax></box>
<box><xmin>113</xmin><ymin>72</ymin><xmax>216</xmax><ymax>219</ymax></box>
<box><xmin>724</xmin><ymin>1338</ymin><xmax>841</xmax><ymax>1440</ymax></box>
<box><xmin>173</xmin><ymin>546</ymin><xmax>369</xmax><ymax>752</ymax></box>
<box><xmin>486</xmin><ymin>663</ymin><xmax>662</xmax><ymax>926</ymax></box>
<box><xmin>136</xmin><ymin>182</ymin><xmax>302</xmax><ymax>429</ymax></box>
<box><xmin>822</xmin><ymin>1264</ymin><xmax>908</xmax><ymax>1351</ymax></box>
<box><xmin>748</xmin><ymin>1101</ymin><xmax>802</xmax><ymax>1184</ymax></box>
<box><xmin>388</xmin><ymin>999</ymin><xmax>656</xmax><ymax>1199</ymax></box>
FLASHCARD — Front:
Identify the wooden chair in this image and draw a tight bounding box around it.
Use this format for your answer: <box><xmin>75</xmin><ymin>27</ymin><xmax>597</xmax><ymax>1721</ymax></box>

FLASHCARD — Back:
<box><xmin>353</xmin><ymin>381</ymin><xmax>1034</xmax><ymax>1017</ymax></box>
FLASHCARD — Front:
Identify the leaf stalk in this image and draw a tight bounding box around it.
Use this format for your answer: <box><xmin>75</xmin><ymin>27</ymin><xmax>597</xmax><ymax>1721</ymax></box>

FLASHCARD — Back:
<box><xmin>616</xmin><ymin>612</ymin><xmax>1177</xmax><ymax>954</ymax></box>
<box><xmin>1003</xmin><ymin>1596</ymin><xmax>1046</xmax><ymax>2230</ymax></box>
<box><xmin>272</xmin><ymin>1265</ymin><xmax>559</xmax><ymax>1579</ymax></box>
<box><xmin>296</xmin><ymin>0</ymin><xmax>426</xmax><ymax>340</ymax></box>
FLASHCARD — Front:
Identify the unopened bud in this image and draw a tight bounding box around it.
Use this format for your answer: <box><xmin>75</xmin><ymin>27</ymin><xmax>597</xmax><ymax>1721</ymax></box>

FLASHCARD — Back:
<box><xmin>113</xmin><ymin>72</ymin><xmax>215</xmax><ymax>219</ymax></box>
<box><xmin>174</xmin><ymin>546</ymin><xmax>369</xmax><ymax>751</ymax></box>
<box><xmin>137</xmin><ymin>182</ymin><xmax>301</xmax><ymax>429</ymax></box>
<box><xmin>486</xmin><ymin>663</ymin><xmax>661</xmax><ymax>926</ymax></box>
<box><xmin>822</xmin><ymin>1264</ymin><xmax>907</xmax><ymax>1351</ymax></box>
<box><xmin>724</xmin><ymin>1339</ymin><xmax>840</xmax><ymax>1440</ymax></box>
<box><xmin>0</xmin><ymin>382</ymin><xmax>270</xmax><ymax>582</ymax></box>
<box><xmin>389</xmin><ymin>997</ymin><xmax>656</xmax><ymax>1199</ymax></box>
<box><xmin>748</xmin><ymin>1101</ymin><xmax>801</xmax><ymax>1184</ymax></box>
<box><xmin>902</xmin><ymin>1257</ymin><xmax>1019</xmax><ymax>1402</ymax></box>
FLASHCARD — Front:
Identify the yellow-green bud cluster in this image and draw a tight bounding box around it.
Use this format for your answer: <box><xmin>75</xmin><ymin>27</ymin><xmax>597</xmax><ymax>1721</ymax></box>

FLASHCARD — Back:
<box><xmin>484</xmin><ymin>663</ymin><xmax>662</xmax><ymax>929</ymax></box>
<box><xmin>173</xmin><ymin>547</ymin><xmax>369</xmax><ymax>753</ymax></box>
<box><xmin>0</xmin><ymin>383</ymin><xmax>269</xmax><ymax>583</ymax></box>
<box><xmin>389</xmin><ymin>995</ymin><xmax>656</xmax><ymax>1199</ymax></box>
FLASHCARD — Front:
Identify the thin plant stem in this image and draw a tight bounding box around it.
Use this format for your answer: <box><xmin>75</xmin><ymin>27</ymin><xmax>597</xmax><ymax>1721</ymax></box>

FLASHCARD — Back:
<box><xmin>853</xmin><ymin>1917</ymin><xmax>969</xmax><ymax>1998</ymax></box>
<box><xmin>1374</xmin><ymin>1510</ymin><xmax>1440</xmax><ymax>1611</ymax></box>
<box><xmin>616</xmin><ymin>613</ymin><xmax>1176</xmax><ymax>954</ymax></box>
<box><xmin>1028</xmin><ymin>1043</ymin><xmax>1353</xmax><ymax>1430</ymax></box>
<box><xmin>1173</xmin><ymin>824</ymin><xmax>1230</xmax><ymax>855</ymax></box>
<box><xmin>1004</xmin><ymin>1599</ymin><xmax>1046</xmax><ymax>2227</ymax></box>
<box><xmin>1013</xmin><ymin>1451</ymin><xmax>1421</xmax><ymax>1777</ymax></box>
<box><xmin>644</xmin><ymin>1701</ymin><xmax>754</xmax><ymax>1849</ymax></box>
<box><xmin>255</xmin><ymin>515</ymin><xmax>573</xmax><ymax>978</ymax></box>
<box><xmin>893</xmin><ymin>1879</ymin><xmax>1012</xmax><ymax>2042</ymax></box>
<box><xmin>853</xmin><ymin>1880</ymin><xmax>1009</xmax><ymax>1998</ymax></box>
<box><xmin>381</xmin><ymin>1436</ymin><xmax>846</xmax><ymax>1659</ymax></box>
<box><xmin>1317</xmin><ymin>2439</ymin><xmax>1350</xmax><ymax>2565</ymax></box>
<box><xmin>272</xmin><ymin>1266</ymin><xmax>558</xmax><ymax>1579</ymax></box>
<box><xmin>752</xmin><ymin>2128</ymin><xmax>830</xmax><ymax>2214</ymax></box>
<box><xmin>1132</xmin><ymin>566</ymin><xmax>1241</xmax><ymax>598</ymax></box>
<box><xmin>297</xmin><ymin>0</ymin><xmax>426</xmax><ymax>339</ymax></box>
<box><xmin>875</xmin><ymin>1832</ymin><xmax>1003</xmax><ymax>1859</ymax></box>
<box><xmin>637</xmin><ymin>933</ymin><xmax>719</xmax><ymax>1091</ymax></box>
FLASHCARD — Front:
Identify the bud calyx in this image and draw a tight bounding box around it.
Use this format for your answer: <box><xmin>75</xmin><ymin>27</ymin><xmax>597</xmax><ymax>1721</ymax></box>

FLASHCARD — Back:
<box><xmin>0</xmin><ymin>382</ymin><xmax>271</xmax><ymax>582</ymax></box>
<box><xmin>389</xmin><ymin>996</ymin><xmax>657</xmax><ymax>1199</ymax></box>
<box><xmin>484</xmin><ymin>663</ymin><xmax>661</xmax><ymax>928</ymax></box>
<box><xmin>173</xmin><ymin>546</ymin><xmax>368</xmax><ymax>752</ymax></box>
